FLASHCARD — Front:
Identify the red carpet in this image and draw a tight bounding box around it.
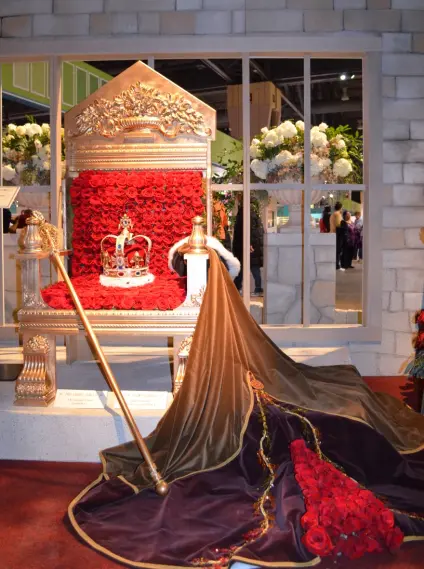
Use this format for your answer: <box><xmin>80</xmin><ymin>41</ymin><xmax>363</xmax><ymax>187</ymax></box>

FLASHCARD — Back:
<box><xmin>0</xmin><ymin>376</ymin><xmax>423</xmax><ymax>569</ymax></box>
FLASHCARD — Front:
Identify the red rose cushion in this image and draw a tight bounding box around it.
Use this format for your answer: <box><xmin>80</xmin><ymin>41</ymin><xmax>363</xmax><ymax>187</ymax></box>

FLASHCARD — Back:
<box><xmin>42</xmin><ymin>170</ymin><xmax>205</xmax><ymax>311</ymax></box>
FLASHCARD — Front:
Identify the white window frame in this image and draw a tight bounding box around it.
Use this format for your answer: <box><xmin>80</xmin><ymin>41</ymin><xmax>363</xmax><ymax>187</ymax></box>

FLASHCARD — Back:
<box><xmin>0</xmin><ymin>35</ymin><xmax>383</xmax><ymax>344</ymax></box>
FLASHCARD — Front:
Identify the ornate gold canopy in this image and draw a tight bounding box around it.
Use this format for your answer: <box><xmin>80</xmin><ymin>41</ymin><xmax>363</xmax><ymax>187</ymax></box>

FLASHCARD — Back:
<box><xmin>65</xmin><ymin>61</ymin><xmax>216</xmax><ymax>173</ymax></box>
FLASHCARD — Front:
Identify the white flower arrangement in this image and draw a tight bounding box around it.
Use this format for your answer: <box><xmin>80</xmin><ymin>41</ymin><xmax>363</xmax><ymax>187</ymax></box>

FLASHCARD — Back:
<box><xmin>2</xmin><ymin>119</ymin><xmax>65</xmax><ymax>185</ymax></box>
<box><xmin>250</xmin><ymin>120</ymin><xmax>355</xmax><ymax>183</ymax></box>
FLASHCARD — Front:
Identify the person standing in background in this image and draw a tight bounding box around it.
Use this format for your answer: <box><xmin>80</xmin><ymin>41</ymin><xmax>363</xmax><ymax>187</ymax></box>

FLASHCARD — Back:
<box><xmin>319</xmin><ymin>205</ymin><xmax>331</xmax><ymax>233</ymax></box>
<box><xmin>233</xmin><ymin>200</ymin><xmax>264</xmax><ymax>296</ymax></box>
<box><xmin>330</xmin><ymin>202</ymin><xmax>344</xmax><ymax>271</ymax></box>
<box><xmin>354</xmin><ymin>211</ymin><xmax>363</xmax><ymax>262</ymax></box>
<box><xmin>340</xmin><ymin>211</ymin><xmax>356</xmax><ymax>270</ymax></box>
<box><xmin>212</xmin><ymin>200</ymin><xmax>231</xmax><ymax>250</ymax></box>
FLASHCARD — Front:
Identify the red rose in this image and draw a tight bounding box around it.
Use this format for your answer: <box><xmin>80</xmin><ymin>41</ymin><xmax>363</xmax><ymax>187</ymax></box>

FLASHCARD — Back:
<box><xmin>385</xmin><ymin>527</ymin><xmax>404</xmax><ymax>551</ymax></box>
<box><xmin>378</xmin><ymin>509</ymin><xmax>395</xmax><ymax>532</ymax></box>
<box><xmin>336</xmin><ymin>535</ymin><xmax>368</xmax><ymax>560</ymax></box>
<box><xmin>89</xmin><ymin>174</ymin><xmax>104</xmax><ymax>188</ymax></box>
<box><xmin>301</xmin><ymin>510</ymin><xmax>319</xmax><ymax>531</ymax></box>
<box><xmin>302</xmin><ymin>526</ymin><xmax>334</xmax><ymax>557</ymax></box>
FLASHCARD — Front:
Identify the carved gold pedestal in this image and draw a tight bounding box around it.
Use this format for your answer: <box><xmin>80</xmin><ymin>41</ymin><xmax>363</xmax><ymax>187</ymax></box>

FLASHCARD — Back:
<box><xmin>15</xmin><ymin>334</ymin><xmax>57</xmax><ymax>406</ymax></box>
<box><xmin>174</xmin><ymin>335</ymin><xmax>192</xmax><ymax>395</ymax></box>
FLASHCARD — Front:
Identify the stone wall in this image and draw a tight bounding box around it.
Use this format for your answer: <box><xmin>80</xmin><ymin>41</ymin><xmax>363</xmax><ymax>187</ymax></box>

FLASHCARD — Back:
<box><xmin>265</xmin><ymin>232</ymin><xmax>337</xmax><ymax>325</ymax></box>
<box><xmin>1</xmin><ymin>2</ymin><xmax>424</xmax><ymax>375</ymax></box>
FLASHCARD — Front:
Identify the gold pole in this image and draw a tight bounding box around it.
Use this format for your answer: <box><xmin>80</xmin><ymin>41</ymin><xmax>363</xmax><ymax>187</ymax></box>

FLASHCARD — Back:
<box><xmin>31</xmin><ymin>213</ymin><xmax>168</xmax><ymax>496</ymax></box>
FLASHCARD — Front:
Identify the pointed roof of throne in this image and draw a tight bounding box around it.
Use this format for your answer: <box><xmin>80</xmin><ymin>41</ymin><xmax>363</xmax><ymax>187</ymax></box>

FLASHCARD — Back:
<box><xmin>65</xmin><ymin>61</ymin><xmax>216</xmax><ymax>173</ymax></box>
<box><xmin>65</xmin><ymin>60</ymin><xmax>216</xmax><ymax>141</ymax></box>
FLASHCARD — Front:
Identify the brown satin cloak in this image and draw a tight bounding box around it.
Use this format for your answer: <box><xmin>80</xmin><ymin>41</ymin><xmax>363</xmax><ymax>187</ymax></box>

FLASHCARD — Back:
<box><xmin>101</xmin><ymin>249</ymin><xmax>424</xmax><ymax>489</ymax></box>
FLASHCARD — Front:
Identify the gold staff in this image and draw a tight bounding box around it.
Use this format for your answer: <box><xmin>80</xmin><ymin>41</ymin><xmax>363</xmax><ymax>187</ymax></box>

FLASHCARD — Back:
<box><xmin>30</xmin><ymin>211</ymin><xmax>168</xmax><ymax>496</ymax></box>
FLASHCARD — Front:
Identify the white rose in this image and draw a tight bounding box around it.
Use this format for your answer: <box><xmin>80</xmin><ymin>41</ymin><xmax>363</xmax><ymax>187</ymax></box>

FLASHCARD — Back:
<box><xmin>278</xmin><ymin>120</ymin><xmax>297</xmax><ymax>139</ymax></box>
<box><xmin>250</xmin><ymin>159</ymin><xmax>268</xmax><ymax>180</ymax></box>
<box><xmin>16</xmin><ymin>125</ymin><xmax>26</xmax><ymax>137</ymax></box>
<box><xmin>24</xmin><ymin>123</ymin><xmax>32</xmax><ymax>135</ymax></box>
<box><xmin>311</xmin><ymin>131</ymin><xmax>328</xmax><ymax>148</ymax></box>
<box><xmin>318</xmin><ymin>122</ymin><xmax>328</xmax><ymax>132</ymax></box>
<box><xmin>274</xmin><ymin>150</ymin><xmax>294</xmax><ymax>166</ymax></box>
<box><xmin>5</xmin><ymin>134</ymin><xmax>13</xmax><ymax>142</ymax></box>
<box><xmin>295</xmin><ymin>120</ymin><xmax>305</xmax><ymax>131</ymax></box>
<box><xmin>41</xmin><ymin>123</ymin><xmax>50</xmax><ymax>133</ymax></box>
<box><xmin>262</xmin><ymin>130</ymin><xmax>279</xmax><ymax>148</ymax></box>
<box><xmin>334</xmin><ymin>138</ymin><xmax>346</xmax><ymax>150</ymax></box>
<box><xmin>34</xmin><ymin>139</ymin><xmax>43</xmax><ymax>150</ymax></box>
<box><xmin>2</xmin><ymin>164</ymin><xmax>16</xmax><ymax>181</ymax></box>
<box><xmin>261</xmin><ymin>127</ymin><xmax>269</xmax><ymax>135</ymax></box>
<box><xmin>7</xmin><ymin>124</ymin><xmax>17</xmax><ymax>133</ymax></box>
<box><xmin>333</xmin><ymin>158</ymin><xmax>353</xmax><ymax>179</ymax></box>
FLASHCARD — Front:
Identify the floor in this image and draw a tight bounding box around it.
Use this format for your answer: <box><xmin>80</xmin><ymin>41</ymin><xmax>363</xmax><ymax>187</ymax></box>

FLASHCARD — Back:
<box><xmin>0</xmin><ymin>376</ymin><xmax>423</xmax><ymax>569</ymax></box>
<box><xmin>336</xmin><ymin>260</ymin><xmax>363</xmax><ymax>311</ymax></box>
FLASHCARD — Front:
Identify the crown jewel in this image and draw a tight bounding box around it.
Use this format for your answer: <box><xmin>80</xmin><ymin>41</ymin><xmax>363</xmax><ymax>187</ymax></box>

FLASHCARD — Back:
<box><xmin>100</xmin><ymin>214</ymin><xmax>154</xmax><ymax>288</ymax></box>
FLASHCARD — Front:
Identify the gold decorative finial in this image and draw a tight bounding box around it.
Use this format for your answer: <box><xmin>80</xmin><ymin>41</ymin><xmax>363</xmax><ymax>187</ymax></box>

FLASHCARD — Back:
<box><xmin>187</xmin><ymin>216</ymin><xmax>208</xmax><ymax>254</ymax></box>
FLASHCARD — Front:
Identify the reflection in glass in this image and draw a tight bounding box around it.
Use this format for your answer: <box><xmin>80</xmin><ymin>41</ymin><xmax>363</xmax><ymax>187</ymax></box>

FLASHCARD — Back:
<box><xmin>264</xmin><ymin>191</ymin><xmax>303</xmax><ymax>325</ymax></box>
<box><xmin>312</xmin><ymin>192</ymin><xmax>363</xmax><ymax>325</ymax></box>
<box><xmin>310</xmin><ymin>59</ymin><xmax>363</xmax><ymax>185</ymax></box>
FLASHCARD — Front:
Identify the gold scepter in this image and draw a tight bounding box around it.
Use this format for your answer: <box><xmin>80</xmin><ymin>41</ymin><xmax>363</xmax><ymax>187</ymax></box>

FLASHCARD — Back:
<box><xmin>29</xmin><ymin>211</ymin><xmax>169</xmax><ymax>496</ymax></box>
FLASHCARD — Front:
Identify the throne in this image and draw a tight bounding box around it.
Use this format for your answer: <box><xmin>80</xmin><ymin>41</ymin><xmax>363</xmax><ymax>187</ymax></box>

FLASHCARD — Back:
<box><xmin>15</xmin><ymin>61</ymin><xmax>216</xmax><ymax>406</ymax></box>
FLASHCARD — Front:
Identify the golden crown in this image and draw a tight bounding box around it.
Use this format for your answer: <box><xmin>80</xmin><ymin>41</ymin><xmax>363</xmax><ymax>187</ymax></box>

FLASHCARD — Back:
<box><xmin>100</xmin><ymin>214</ymin><xmax>152</xmax><ymax>280</ymax></box>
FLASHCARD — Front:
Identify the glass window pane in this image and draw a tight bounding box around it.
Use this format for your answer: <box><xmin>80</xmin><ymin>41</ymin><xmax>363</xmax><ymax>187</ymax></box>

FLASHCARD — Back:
<box><xmin>310</xmin><ymin>191</ymin><xmax>363</xmax><ymax>325</ymax></box>
<box><xmin>156</xmin><ymin>59</ymin><xmax>243</xmax><ymax>184</ymax></box>
<box><xmin>2</xmin><ymin>61</ymin><xmax>51</xmax><ymax>187</ymax></box>
<box><xmin>250</xmin><ymin>58</ymin><xmax>304</xmax><ymax>184</ymax></box>
<box><xmin>264</xmin><ymin>189</ymin><xmax>304</xmax><ymax>324</ymax></box>
<box><xmin>310</xmin><ymin>59</ymin><xmax>363</xmax><ymax>185</ymax></box>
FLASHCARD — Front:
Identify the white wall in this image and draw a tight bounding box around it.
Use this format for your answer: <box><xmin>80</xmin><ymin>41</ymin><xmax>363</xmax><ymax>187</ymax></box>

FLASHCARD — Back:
<box><xmin>1</xmin><ymin>1</ymin><xmax>423</xmax><ymax>375</ymax></box>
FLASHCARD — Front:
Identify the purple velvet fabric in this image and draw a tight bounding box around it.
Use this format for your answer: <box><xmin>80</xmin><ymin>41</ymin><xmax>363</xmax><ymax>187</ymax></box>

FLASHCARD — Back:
<box><xmin>71</xmin><ymin>404</ymin><xmax>424</xmax><ymax>567</ymax></box>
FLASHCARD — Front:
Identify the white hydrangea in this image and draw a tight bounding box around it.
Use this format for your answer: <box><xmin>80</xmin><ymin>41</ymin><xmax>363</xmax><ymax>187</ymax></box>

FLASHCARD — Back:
<box><xmin>262</xmin><ymin>130</ymin><xmax>279</xmax><ymax>148</ymax></box>
<box><xmin>310</xmin><ymin>155</ymin><xmax>322</xmax><ymax>177</ymax></box>
<box><xmin>26</xmin><ymin>123</ymin><xmax>42</xmax><ymax>137</ymax></box>
<box><xmin>261</xmin><ymin>127</ymin><xmax>269</xmax><ymax>135</ymax></box>
<box><xmin>333</xmin><ymin>158</ymin><xmax>353</xmax><ymax>179</ymax></box>
<box><xmin>274</xmin><ymin>150</ymin><xmax>294</xmax><ymax>166</ymax></box>
<box><xmin>318</xmin><ymin>122</ymin><xmax>328</xmax><ymax>132</ymax></box>
<box><xmin>295</xmin><ymin>120</ymin><xmax>305</xmax><ymax>131</ymax></box>
<box><xmin>277</xmin><ymin>120</ymin><xmax>297</xmax><ymax>139</ymax></box>
<box><xmin>2</xmin><ymin>164</ymin><xmax>16</xmax><ymax>181</ymax></box>
<box><xmin>16</xmin><ymin>125</ymin><xmax>26</xmax><ymax>137</ymax></box>
<box><xmin>7</xmin><ymin>124</ymin><xmax>17</xmax><ymax>133</ymax></box>
<box><xmin>311</xmin><ymin>126</ymin><xmax>320</xmax><ymax>134</ymax></box>
<box><xmin>5</xmin><ymin>134</ymin><xmax>14</xmax><ymax>142</ymax></box>
<box><xmin>311</xmin><ymin>130</ymin><xmax>328</xmax><ymax>148</ymax></box>
<box><xmin>251</xmin><ymin>159</ymin><xmax>269</xmax><ymax>180</ymax></box>
<box><xmin>250</xmin><ymin>144</ymin><xmax>261</xmax><ymax>158</ymax></box>
<box><xmin>333</xmin><ymin>138</ymin><xmax>346</xmax><ymax>150</ymax></box>
<box><xmin>320</xmin><ymin>157</ymin><xmax>331</xmax><ymax>170</ymax></box>
<box><xmin>41</xmin><ymin>123</ymin><xmax>50</xmax><ymax>133</ymax></box>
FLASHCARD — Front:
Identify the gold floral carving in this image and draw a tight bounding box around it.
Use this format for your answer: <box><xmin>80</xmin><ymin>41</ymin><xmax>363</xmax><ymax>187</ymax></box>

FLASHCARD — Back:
<box><xmin>25</xmin><ymin>335</ymin><xmax>50</xmax><ymax>354</ymax></box>
<box><xmin>71</xmin><ymin>83</ymin><xmax>212</xmax><ymax>139</ymax></box>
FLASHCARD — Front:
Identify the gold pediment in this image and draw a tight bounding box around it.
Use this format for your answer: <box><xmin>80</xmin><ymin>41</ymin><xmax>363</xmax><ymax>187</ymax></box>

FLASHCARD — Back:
<box><xmin>65</xmin><ymin>61</ymin><xmax>216</xmax><ymax>173</ymax></box>
<box><xmin>65</xmin><ymin>61</ymin><xmax>216</xmax><ymax>142</ymax></box>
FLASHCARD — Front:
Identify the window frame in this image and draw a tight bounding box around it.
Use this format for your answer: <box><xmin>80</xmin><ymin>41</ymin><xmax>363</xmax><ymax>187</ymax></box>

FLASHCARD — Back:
<box><xmin>0</xmin><ymin>34</ymin><xmax>383</xmax><ymax>343</ymax></box>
